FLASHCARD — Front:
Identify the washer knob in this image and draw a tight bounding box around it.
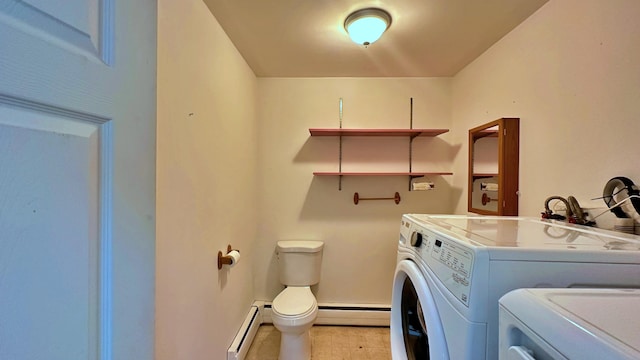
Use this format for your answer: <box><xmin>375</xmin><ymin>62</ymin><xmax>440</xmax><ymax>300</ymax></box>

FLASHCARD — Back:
<box><xmin>410</xmin><ymin>232</ymin><xmax>423</xmax><ymax>247</ymax></box>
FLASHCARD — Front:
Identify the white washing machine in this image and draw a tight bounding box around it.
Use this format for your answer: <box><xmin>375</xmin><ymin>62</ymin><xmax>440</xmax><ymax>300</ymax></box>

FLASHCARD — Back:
<box><xmin>499</xmin><ymin>288</ymin><xmax>640</xmax><ymax>360</ymax></box>
<box><xmin>390</xmin><ymin>214</ymin><xmax>640</xmax><ymax>360</ymax></box>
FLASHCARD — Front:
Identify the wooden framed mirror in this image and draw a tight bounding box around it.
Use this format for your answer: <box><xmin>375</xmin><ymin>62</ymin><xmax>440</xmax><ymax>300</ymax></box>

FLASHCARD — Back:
<box><xmin>468</xmin><ymin>118</ymin><xmax>519</xmax><ymax>215</ymax></box>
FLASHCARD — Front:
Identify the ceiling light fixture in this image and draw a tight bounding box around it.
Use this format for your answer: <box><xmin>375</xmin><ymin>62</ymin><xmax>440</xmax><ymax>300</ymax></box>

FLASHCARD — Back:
<box><xmin>344</xmin><ymin>8</ymin><xmax>392</xmax><ymax>47</ymax></box>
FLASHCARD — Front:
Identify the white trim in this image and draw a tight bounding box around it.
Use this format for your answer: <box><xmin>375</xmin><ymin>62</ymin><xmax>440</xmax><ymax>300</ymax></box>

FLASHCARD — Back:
<box><xmin>99</xmin><ymin>121</ymin><xmax>113</xmax><ymax>360</ymax></box>
<box><xmin>100</xmin><ymin>0</ymin><xmax>114</xmax><ymax>65</ymax></box>
<box><xmin>0</xmin><ymin>93</ymin><xmax>110</xmax><ymax>134</ymax></box>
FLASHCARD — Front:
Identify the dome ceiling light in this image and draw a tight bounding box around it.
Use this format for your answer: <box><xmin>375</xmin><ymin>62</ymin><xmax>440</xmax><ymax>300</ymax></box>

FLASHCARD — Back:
<box><xmin>344</xmin><ymin>8</ymin><xmax>392</xmax><ymax>47</ymax></box>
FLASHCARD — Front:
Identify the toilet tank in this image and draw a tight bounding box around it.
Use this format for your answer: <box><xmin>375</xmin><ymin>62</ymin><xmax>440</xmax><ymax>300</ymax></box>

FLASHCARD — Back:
<box><xmin>276</xmin><ymin>240</ymin><xmax>324</xmax><ymax>286</ymax></box>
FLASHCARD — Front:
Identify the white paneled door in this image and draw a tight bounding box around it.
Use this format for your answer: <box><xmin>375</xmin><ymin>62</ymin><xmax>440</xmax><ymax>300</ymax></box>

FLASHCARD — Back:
<box><xmin>0</xmin><ymin>1</ymin><xmax>156</xmax><ymax>359</ymax></box>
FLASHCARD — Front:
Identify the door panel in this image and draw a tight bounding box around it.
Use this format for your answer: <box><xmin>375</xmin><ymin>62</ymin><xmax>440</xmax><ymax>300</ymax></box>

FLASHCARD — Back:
<box><xmin>0</xmin><ymin>0</ymin><xmax>155</xmax><ymax>358</ymax></box>
<box><xmin>0</xmin><ymin>106</ymin><xmax>103</xmax><ymax>360</ymax></box>
<box><xmin>0</xmin><ymin>0</ymin><xmax>110</xmax><ymax>59</ymax></box>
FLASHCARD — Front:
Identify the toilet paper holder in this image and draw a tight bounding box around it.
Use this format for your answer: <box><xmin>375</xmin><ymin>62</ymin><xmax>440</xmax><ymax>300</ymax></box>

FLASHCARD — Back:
<box><xmin>218</xmin><ymin>244</ymin><xmax>240</xmax><ymax>270</ymax></box>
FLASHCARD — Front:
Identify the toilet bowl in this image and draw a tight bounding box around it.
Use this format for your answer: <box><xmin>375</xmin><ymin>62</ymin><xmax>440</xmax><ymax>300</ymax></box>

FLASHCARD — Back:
<box><xmin>272</xmin><ymin>240</ymin><xmax>324</xmax><ymax>360</ymax></box>
<box><xmin>271</xmin><ymin>286</ymin><xmax>318</xmax><ymax>360</ymax></box>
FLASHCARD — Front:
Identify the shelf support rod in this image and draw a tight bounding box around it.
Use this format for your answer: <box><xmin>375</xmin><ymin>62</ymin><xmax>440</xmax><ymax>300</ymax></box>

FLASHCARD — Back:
<box><xmin>410</xmin><ymin>97</ymin><xmax>413</xmax><ymax>130</ymax></box>
<box><xmin>409</xmin><ymin>97</ymin><xmax>413</xmax><ymax>191</ymax></box>
<box><xmin>339</xmin><ymin>98</ymin><xmax>343</xmax><ymax>191</ymax></box>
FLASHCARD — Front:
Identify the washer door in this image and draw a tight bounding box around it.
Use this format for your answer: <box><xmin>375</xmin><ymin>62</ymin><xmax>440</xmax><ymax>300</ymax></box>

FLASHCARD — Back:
<box><xmin>391</xmin><ymin>259</ymin><xmax>449</xmax><ymax>360</ymax></box>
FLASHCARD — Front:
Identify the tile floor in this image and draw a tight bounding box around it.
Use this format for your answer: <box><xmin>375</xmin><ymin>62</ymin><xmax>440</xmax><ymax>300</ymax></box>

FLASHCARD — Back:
<box><xmin>245</xmin><ymin>325</ymin><xmax>391</xmax><ymax>360</ymax></box>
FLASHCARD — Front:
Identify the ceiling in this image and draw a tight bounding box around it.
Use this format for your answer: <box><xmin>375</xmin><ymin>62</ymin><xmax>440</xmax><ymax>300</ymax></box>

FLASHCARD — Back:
<box><xmin>202</xmin><ymin>0</ymin><xmax>548</xmax><ymax>77</ymax></box>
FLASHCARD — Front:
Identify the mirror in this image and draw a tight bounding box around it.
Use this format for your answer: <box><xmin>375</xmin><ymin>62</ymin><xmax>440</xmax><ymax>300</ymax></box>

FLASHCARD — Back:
<box><xmin>468</xmin><ymin>118</ymin><xmax>520</xmax><ymax>215</ymax></box>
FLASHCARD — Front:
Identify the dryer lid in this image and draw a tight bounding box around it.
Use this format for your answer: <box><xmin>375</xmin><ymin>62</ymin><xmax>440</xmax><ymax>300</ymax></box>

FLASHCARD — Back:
<box><xmin>500</xmin><ymin>288</ymin><xmax>640</xmax><ymax>359</ymax></box>
<box><xmin>272</xmin><ymin>287</ymin><xmax>316</xmax><ymax>316</ymax></box>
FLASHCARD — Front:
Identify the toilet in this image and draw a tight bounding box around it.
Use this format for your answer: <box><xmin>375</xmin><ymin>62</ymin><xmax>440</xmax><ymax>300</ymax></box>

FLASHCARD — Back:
<box><xmin>271</xmin><ymin>240</ymin><xmax>324</xmax><ymax>360</ymax></box>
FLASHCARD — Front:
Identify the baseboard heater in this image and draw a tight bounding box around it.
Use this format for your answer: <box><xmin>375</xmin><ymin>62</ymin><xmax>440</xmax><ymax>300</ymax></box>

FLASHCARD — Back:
<box><xmin>228</xmin><ymin>303</ymin><xmax>390</xmax><ymax>359</ymax></box>
<box><xmin>262</xmin><ymin>303</ymin><xmax>391</xmax><ymax>326</ymax></box>
<box><xmin>227</xmin><ymin>305</ymin><xmax>261</xmax><ymax>360</ymax></box>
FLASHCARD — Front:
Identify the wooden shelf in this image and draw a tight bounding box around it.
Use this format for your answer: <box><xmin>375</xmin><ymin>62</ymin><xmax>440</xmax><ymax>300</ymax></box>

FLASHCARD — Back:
<box><xmin>474</xmin><ymin>129</ymin><xmax>499</xmax><ymax>140</ymax></box>
<box><xmin>472</xmin><ymin>173</ymin><xmax>498</xmax><ymax>178</ymax></box>
<box><xmin>314</xmin><ymin>172</ymin><xmax>453</xmax><ymax>177</ymax></box>
<box><xmin>307</xmin><ymin>100</ymin><xmax>452</xmax><ymax>192</ymax></box>
<box><xmin>309</xmin><ymin>128</ymin><xmax>449</xmax><ymax>138</ymax></box>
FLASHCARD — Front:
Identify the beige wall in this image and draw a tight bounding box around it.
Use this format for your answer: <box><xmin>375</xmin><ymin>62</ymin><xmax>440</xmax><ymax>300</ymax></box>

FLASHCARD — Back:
<box><xmin>155</xmin><ymin>0</ymin><xmax>640</xmax><ymax>354</ymax></box>
<box><xmin>254</xmin><ymin>78</ymin><xmax>453</xmax><ymax>303</ymax></box>
<box><xmin>451</xmin><ymin>0</ymin><xmax>640</xmax><ymax>220</ymax></box>
<box><xmin>156</xmin><ymin>0</ymin><xmax>258</xmax><ymax>358</ymax></box>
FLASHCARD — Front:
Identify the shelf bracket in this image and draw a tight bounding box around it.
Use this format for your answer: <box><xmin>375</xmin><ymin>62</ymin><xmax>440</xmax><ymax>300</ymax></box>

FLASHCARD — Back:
<box><xmin>409</xmin><ymin>174</ymin><xmax>425</xmax><ymax>192</ymax></box>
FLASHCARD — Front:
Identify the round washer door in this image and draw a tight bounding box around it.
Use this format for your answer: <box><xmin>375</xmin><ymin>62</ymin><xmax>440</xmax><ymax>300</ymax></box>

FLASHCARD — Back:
<box><xmin>391</xmin><ymin>259</ymin><xmax>449</xmax><ymax>360</ymax></box>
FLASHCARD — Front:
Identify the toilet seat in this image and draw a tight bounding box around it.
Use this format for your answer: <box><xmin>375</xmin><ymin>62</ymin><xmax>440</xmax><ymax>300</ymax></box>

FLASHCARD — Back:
<box><xmin>272</xmin><ymin>287</ymin><xmax>317</xmax><ymax>318</ymax></box>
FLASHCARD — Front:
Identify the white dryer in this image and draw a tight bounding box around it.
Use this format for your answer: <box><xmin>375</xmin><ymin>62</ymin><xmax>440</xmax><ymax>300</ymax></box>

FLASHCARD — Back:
<box><xmin>499</xmin><ymin>288</ymin><xmax>640</xmax><ymax>360</ymax></box>
<box><xmin>391</xmin><ymin>214</ymin><xmax>640</xmax><ymax>360</ymax></box>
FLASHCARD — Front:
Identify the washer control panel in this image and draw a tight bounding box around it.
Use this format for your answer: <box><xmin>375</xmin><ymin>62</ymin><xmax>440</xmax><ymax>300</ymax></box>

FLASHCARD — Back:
<box><xmin>431</xmin><ymin>236</ymin><xmax>474</xmax><ymax>306</ymax></box>
<box><xmin>411</xmin><ymin>226</ymin><xmax>474</xmax><ymax>306</ymax></box>
<box><xmin>431</xmin><ymin>238</ymin><xmax>473</xmax><ymax>279</ymax></box>
<box><xmin>400</xmin><ymin>215</ymin><xmax>475</xmax><ymax>307</ymax></box>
